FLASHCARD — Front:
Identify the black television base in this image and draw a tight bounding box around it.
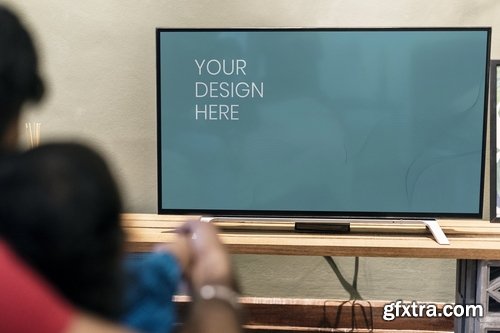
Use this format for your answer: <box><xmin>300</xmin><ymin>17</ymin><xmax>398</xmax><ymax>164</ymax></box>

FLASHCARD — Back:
<box><xmin>294</xmin><ymin>222</ymin><xmax>350</xmax><ymax>233</ymax></box>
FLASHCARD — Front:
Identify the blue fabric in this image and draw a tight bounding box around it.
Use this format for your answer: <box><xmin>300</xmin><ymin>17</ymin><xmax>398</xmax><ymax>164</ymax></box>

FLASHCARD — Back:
<box><xmin>121</xmin><ymin>252</ymin><xmax>181</xmax><ymax>333</ymax></box>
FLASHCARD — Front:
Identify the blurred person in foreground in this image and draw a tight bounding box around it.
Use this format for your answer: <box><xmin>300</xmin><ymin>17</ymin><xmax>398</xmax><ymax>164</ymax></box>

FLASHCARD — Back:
<box><xmin>0</xmin><ymin>4</ymin><xmax>242</xmax><ymax>333</ymax></box>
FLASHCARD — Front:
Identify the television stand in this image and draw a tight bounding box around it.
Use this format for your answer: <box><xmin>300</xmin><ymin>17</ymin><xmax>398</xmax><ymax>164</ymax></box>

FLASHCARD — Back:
<box><xmin>200</xmin><ymin>217</ymin><xmax>450</xmax><ymax>245</ymax></box>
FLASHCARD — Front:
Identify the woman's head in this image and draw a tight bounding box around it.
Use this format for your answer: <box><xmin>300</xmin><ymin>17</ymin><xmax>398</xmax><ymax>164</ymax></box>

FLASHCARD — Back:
<box><xmin>0</xmin><ymin>6</ymin><xmax>44</xmax><ymax>149</ymax></box>
<box><xmin>0</xmin><ymin>142</ymin><xmax>124</xmax><ymax>318</ymax></box>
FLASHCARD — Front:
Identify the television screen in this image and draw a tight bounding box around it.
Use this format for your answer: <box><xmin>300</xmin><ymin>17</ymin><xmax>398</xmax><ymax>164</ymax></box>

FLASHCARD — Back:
<box><xmin>157</xmin><ymin>28</ymin><xmax>490</xmax><ymax>218</ymax></box>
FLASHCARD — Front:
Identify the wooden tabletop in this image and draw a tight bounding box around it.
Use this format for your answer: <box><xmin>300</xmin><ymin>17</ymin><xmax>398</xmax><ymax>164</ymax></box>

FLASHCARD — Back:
<box><xmin>122</xmin><ymin>213</ymin><xmax>500</xmax><ymax>259</ymax></box>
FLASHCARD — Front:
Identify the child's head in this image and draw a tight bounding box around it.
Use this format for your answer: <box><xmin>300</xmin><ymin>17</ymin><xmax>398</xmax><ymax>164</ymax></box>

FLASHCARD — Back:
<box><xmin>0</xmin><ymin>142</ymin><xmax>124</xmax><ymax>318</ymax></box>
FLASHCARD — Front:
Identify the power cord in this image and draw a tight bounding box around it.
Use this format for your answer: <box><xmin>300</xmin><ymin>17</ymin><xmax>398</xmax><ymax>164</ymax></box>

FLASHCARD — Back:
<box><xmin>323</xmin><ymin>256</ymin><xmax>362</xmax><ymax>300</ymax></box>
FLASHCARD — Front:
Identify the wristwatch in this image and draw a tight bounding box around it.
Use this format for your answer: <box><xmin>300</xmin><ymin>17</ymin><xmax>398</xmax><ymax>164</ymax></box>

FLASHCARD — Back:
<box><xmin>199</xmin><ymin>284</ymin><xmax>241</xmax><ymax>312</ymax></box>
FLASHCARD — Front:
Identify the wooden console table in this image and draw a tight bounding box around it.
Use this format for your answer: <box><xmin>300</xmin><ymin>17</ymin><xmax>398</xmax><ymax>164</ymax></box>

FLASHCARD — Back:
<box><xmin>122</xmin><ymin>213</ymin><xmax>500</xmax><ymax>333</ymax></box>
<box><xmin>122</xmin><ymin>213</ymin><xmax>500</xmax><ymax>259</ymax></box>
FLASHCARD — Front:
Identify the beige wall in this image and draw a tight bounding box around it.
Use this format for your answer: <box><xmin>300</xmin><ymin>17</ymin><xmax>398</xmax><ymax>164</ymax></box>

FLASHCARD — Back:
<box><xmin>4</xmin><ymin>0</ymin><xmax>500</xmax><ymax>301</ymax></box>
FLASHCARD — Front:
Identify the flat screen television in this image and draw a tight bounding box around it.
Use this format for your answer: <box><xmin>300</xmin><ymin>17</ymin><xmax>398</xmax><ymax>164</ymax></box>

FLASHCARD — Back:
<box><xmin>156</xmin><ymin>28</ymin><xmax>490</xmax><ymax>219</ymax></box>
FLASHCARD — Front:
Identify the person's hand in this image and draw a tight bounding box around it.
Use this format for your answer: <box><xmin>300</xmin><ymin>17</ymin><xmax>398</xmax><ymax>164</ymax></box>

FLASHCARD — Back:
<box><xmin>176</xmin><ymin>220</ymin><xmax>243</xmax><ymax>333</ymax></box>
<box><xmin>154</xmin><ymin>233</ymin><xmax>193</xmax><ymax>275</ymax></box>
<box><xmin>178</xmin><ymin>220</ymin><xmax>235</xmax><ymax>291</ymax></box>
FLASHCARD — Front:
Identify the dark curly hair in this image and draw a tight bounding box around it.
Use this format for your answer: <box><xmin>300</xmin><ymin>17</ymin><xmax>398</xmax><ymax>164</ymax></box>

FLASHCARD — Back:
<box><xmin>0</xmin><ymin>143</ymin><xmax>125</xmax><ymax>319</ymax></box>
<box><xmin>0</xmin><ymin>6</ymin><xmax>44</xmax><ymax>139</ymax></box>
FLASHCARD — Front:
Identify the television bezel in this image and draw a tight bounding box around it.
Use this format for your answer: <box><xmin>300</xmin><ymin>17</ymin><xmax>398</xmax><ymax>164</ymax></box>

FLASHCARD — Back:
<box><xmin>156</xmin><ymin>27</ymin><xmax>491</xmax><ymax>219</ymax></box>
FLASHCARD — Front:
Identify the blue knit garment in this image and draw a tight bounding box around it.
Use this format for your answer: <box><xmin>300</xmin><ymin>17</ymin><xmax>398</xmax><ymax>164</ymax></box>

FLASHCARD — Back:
<box><xmin>122</xmin><ymin>252</ymin><xmax>181</xmax><ymax>333</ymax></box>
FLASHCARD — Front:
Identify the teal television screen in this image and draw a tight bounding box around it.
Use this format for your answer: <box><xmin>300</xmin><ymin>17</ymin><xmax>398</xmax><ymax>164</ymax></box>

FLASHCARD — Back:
<box><xmin>157</xmin><ymin>28</ymin><xmax>490</xmax><ymax>218</ymax></box>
